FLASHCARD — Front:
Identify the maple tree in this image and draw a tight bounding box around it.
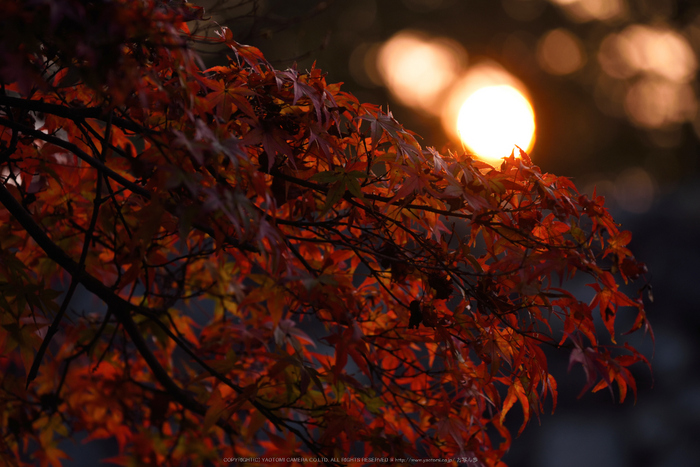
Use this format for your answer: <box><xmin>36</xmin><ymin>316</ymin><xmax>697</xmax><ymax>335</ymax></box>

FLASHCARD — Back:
<box><xmin>0</xmin><ymin>1</ymin><xmax>653</xmax><ymax>466</ymax></box>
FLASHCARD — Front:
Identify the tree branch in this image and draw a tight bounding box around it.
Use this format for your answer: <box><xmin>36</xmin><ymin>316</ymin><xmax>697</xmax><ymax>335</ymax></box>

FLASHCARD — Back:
<box><xmin>0</xmin><ymin>181</ymin><xmax>336</xmax><ymax>458</ymax></box>
<box><xmin>0</xmin><ymin>116</ymin><xmax>151</xmax><ymax>197</ymax></box>
<box><xmin>0</xmin><ymin>115</ymin><xmax>259</xmax><ymax>253</ymax></box>
<box><xmin>0</xmin><ymin>181</ymin><xmax>237</xmax><ymax>435</ymax></box>
<box><xmin>0</xmin><ymin>95</ymin><xmax>143</xmax><ymax>133</ymax></box>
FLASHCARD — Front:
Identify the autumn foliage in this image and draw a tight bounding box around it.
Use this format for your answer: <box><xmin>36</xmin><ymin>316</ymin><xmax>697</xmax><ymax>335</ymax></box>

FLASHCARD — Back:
<box><xmin>0</xmin><ymin>1</ymin><xmax>652</xmax><ymax>466</ymax></box>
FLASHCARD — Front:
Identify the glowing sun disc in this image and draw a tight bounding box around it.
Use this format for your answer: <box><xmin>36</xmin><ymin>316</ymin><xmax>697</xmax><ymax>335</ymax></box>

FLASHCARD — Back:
<box><xmin>457</xmin><ymin>85</ymin><xmax>535</xmax><ymax>162</ymax></box>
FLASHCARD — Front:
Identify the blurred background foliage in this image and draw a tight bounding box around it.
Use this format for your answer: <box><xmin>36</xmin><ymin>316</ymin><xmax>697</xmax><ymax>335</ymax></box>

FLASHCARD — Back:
<box><xmin>183</xmin><ymin>2</ymin><xmax>700</xmax><ymax>467</ymax></box>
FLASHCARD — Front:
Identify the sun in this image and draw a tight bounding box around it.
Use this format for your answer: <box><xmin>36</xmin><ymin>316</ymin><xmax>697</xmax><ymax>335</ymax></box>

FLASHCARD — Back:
<box><xmin>456</xmin><ymin>85</ymin><xmax>536</xmax><ymax>163</ymax></box>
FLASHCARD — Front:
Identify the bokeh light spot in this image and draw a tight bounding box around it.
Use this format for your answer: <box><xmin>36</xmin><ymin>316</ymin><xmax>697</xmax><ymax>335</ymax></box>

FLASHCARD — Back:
<box><xmin>599</xmin><ymin>25</ymin><xmax>697</xmax><ymax>82</ymax></box>
<box><xmin>548</xmin><ymin>0</ymin><xmax>626</xmax><ymax>22</ymax></box>
<box><xmin>596</xmin><ymin>24</ymin><xmax>698</xmax><ymax>132</ymax></box>
<box><xmin>597</xmin><ymin>33</ymin><xmax>638</xmax><ymax>79</ymax></box>
<box><xmin>537</xmin><ymin>28</ymin><xmax>586</xmax><ymax>75</ymax></box>
<box><xmin>624</xmin><ymin>78</ymin><xmax>696</xmax><ymax>129</ymax></box>
<box><xmin>456</xmin><ymin>85</ymin><xmax>535</xmax><ymax>162</ymax></box>
<box><xmin>376</xmin><ymin>30</ymin><xmax>465</xmax><ymax>115</ymax></box>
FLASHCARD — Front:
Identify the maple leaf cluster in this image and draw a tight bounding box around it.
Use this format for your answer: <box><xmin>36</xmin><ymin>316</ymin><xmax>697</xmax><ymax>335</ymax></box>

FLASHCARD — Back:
<box><xmin>0</xmin><ymin>1</ymin><xmax>652</xmax><ymax>466</ymax></box>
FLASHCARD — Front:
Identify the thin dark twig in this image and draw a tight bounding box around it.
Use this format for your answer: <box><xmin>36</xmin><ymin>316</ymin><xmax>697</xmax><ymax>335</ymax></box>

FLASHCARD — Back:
<box><xmin>0</xmin><ymin>116</ymin><xmax>150</xmax><ymax>198</ymax></box>
<box><xmin>25</xmin><ymin>113</ymin><xmax>111</xmax><ymax>388</ymax></box>
<box><xmin>0</xmin><ymin>180</ymin><xmax>239</xmax><ymax>435</ymax></box>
